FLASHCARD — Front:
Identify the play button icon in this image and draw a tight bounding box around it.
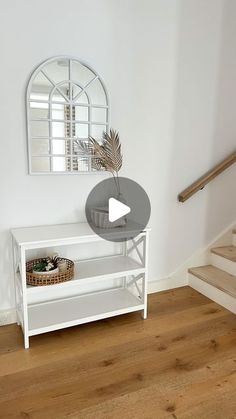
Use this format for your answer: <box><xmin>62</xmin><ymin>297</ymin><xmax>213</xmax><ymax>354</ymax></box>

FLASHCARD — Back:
<box><xmin>108</xmin><ymin>198</ymin><xmax>131</xmax><ymax>222</ymax></box>
<box><xmin>85</xmin><ymin>176</ymin><xmax>151</xmax><ymax>242</ymax></box>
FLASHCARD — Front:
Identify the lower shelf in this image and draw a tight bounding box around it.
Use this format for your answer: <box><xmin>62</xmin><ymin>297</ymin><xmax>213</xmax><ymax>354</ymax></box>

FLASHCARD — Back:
<box><xmin>28</xmin><ymin>288</ymin><xmax>144</xmax><ymax>336</ymax></box>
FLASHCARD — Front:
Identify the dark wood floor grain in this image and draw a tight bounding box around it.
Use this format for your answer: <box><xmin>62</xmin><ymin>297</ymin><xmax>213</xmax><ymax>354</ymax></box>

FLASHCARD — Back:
<box><xmin>0</xmin><ymin>286</ymin><xmax>235</xmax><ymax>419</ymax></box>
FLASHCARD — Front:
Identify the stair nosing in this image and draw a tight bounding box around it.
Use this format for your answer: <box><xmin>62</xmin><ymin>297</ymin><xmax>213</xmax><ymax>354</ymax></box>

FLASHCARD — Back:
<box><xmin>188</xmin><ymin>265</ymin><xmax>236</xmax><ymax>299</ymax></box>
<box><xmin>211</xmin><ymin>246</ymin><xmax>236</xmax><ymax>262</ymax></box>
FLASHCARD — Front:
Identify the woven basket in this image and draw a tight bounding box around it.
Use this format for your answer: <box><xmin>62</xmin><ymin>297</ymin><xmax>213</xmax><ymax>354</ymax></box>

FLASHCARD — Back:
<box><xmin>26</xmin><ymin>258</ymin><xmax>74</xmax><ymax>286</ymax></box>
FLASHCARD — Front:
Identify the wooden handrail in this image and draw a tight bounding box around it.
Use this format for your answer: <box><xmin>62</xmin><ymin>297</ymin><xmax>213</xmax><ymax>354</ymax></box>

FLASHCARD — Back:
<box><xmin>178</xmin><ymin>151</ymin><xmax>236</xmax><ymax>202</ymax></box>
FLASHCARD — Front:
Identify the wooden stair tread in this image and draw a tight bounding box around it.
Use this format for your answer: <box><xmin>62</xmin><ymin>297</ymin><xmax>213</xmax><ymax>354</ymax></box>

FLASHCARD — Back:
<box><xmin>188</xmin><ymin>265</ymin><xmax>236</xmax><ymax>298</ymax></box>
<box><xmin>211</xmin><ymin>245</ymin><xmax>236</xmax><ymax>262</ymax></box>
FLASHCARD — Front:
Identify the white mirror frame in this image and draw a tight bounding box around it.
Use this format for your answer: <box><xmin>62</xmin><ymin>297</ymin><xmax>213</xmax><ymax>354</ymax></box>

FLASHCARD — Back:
<box><xmin>26</xmin><ymin>56</ymin><xmax>110</xmax><ymax>175</ymax></box>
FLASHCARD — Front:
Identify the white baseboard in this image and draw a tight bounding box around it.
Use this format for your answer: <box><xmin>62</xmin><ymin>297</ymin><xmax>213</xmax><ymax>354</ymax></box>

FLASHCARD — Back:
<box><xmin>148</xmin><ymin>276</ymin><xmax>188</xmax><ymax>294</ymax></box>
<box><xmin>0</xmin><ymin>309</ymin><xmax>17</xmax><ymax>326</ymax></box>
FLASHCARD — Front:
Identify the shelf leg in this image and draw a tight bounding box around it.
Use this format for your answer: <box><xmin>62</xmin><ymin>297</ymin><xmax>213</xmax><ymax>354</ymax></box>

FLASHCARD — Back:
<box><xmin>20</xmin><ymin>246</ymin><xmax>30</xmax><ymax>349</ymax></box>
<box><xmin>24</xmin><ymin>334</ymin><xmax>29</xmax><ymax>349</ymax></box>
<box><xmin>12</xmin><ymin>236</ymin><xmax>21</xmax><ymax>327</ymax></box>
<box><xmin>142</xmin><ymin>232</ymin><xmax>149</xmax><ymax>320</ymax></box>
<box><xmin>142</xmin><ymin>307</ymin><xmax>147</xmax><ymax>320</ymax></box>
<box><xmin>123</xmin><ymin>241</ymin><xmax>127</xmax><ymax>289</ymax></box>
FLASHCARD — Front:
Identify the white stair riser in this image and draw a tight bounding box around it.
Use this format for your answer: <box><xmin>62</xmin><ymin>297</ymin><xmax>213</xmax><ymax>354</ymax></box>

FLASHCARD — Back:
<box><xmin>232</xmin><ymin>233</ymin><xmax>236</xmax><ymax>246</ymax></box>
<box><xmin>189</xmin><ymin>273</ymin><xmax>236</xmax><ymax>314</ymax></box>
<box><xmin>211</xmin><ymin>253</ymin><xmax>236</xmax><ymax>276</ymax></box>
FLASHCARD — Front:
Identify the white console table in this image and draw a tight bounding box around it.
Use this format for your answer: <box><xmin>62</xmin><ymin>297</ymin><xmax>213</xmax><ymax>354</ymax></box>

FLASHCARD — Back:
<box><xmin>11</xmin><ymin>222</ymin><xmax>150</xmax><ymax>348</ymax></box>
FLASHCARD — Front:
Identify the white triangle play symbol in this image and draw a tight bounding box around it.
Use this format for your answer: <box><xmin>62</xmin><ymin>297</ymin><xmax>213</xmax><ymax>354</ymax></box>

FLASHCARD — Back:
<box><xmin>108</xmin><ymin>198</ymin><xmax>131</xmax><ymax>222</ymax></box>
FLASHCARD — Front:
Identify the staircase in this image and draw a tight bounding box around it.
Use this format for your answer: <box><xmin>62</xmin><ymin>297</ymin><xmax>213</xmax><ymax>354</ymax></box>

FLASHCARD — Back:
<box><xmin>188</xmin><ymin>229</ymin><xmax>236</xmax><ymax>314</ymax></box>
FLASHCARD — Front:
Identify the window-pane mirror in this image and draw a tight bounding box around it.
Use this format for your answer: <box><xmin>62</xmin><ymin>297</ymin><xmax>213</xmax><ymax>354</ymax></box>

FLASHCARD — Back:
<box><xmin>27</xmin><ymin>57</ymin><xmax>109</xmax><ymax>174</ymax></box>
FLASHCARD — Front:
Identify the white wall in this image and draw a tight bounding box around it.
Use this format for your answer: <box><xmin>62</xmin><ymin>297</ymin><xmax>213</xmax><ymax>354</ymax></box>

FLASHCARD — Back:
<box><xmin>0</xmin><ymin>0</ymin><xmax>236</xmax><ymax>312</ymax></box>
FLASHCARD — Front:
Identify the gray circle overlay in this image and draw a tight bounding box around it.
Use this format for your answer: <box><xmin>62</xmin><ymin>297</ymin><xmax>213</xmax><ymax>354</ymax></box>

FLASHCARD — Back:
<box><xmin>85</xmin><ymin>176</ymin><xmax>151</xmax><ymax>242</ymax></box>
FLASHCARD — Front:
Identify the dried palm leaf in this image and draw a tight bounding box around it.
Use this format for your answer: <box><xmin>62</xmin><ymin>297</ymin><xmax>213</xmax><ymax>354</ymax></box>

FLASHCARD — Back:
<box><xmin>91</xmin><ymin>157</ymin><xmax>106</xmax><ymax>171</ymax></box>
<box><xmin>75</xmin><ymin>129</ymin><xmax>122</xmax><ymax>192</ymax></box>
<box><xmin>102</xmin><ymin>129</ymin><xmax>122</xmax><ymax>173</ymax></box>
<box><xmin>88</xmin><ymin>129</ymin><xmax>122</xmax><ymax>175</ymax></box>
<box><xmin>75</xmin><ymin>139</ymin><xmax>104</xmax><ymax>171</ymax></box>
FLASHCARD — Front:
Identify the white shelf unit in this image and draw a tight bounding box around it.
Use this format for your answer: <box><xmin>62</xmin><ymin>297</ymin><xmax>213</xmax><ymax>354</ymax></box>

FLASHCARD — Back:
<box><xmin>11</xmin><ymin>222</ymin><xmax>150</xmax><ymax>348</ymax></box>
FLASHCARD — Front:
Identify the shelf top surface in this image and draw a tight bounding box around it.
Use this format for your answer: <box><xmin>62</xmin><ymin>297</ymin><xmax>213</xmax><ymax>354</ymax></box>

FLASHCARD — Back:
<box><xmin>12</xmin><ymin>221</ymin><xmax>150</xmax><ymax>246</ymax></box>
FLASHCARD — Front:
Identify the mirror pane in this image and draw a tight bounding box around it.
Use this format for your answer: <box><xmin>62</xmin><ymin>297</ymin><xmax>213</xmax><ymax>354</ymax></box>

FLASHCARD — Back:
<box><xmin>52</xmin><ymin>139</ymin><xmax>67</xmax><ymax>155</ymax></box>
<box><xmin>52</xmin><ymin>121</ymin><xmax>66</xmax><ymax>138</ymax></box>
<box><xmin>74</xmin><ymin>106</ymin><xmax>88</xmax><ymax>121</ymax></box>
<box><xmin>52</xmin><ymin>84</ymin><xmax>70</xmax><ymax>103</ymax></box>
<box><xmin>92</xmin><ymin>107</ymin><xmax>107</xmax><ymax>123</ymax></box>
<box><xmin>31</xmin><ymin>139</ymin><xmax>49</xmax><ymax>155</ymax></box>
<box><xmin>43</xmin><ymin>59</ymin><xmax>69</xmax><ymax>84</ymax></box>
<box><xmin>86</xmin><ymin>78</ymin><xmax>107</xmax><ymax>105</ymax></box>
<box><xmin>71</xmin><ymin>139</ymin><xmax>91</xmax><ymax>157</ymax></box>
<box><xmin>72</xmin><ymin>139</ymin><xmax>80</xmax><ymax>154</ymax></box>
<box><xmin>31</xmin><ymin>157</ymin><xmax>50</xmax><ymax>172</ymax></box>
<box><xmin>29</xmin><ymin>104</ymin><xmax>49</xmax><ymax>120</ymax></box>
<box><xmin>72</xmin><ymin>84</ymin><xmax>82</xmax><ymax>101</ymax></box>
<box><xmin>30</xmin><ymin>71</ymin><xmax>52</xmax><ymax>101</ymax></box>
<box><xmin>74</xmin><ymin>123</ymin><xmax>88</xmax><ymax>138</ymax></box>
<box><xmin>71</xmin><ymin>61</ymin><xmax>95</xmax><ymax>87</ymax></box>
<box><xmin>31</xmin><ymin>121</ymin><xmax>49</xmax><ymax>137</ymax></box>
<box><xmin>51</xmin><ymin>103</ymin><xmax>65</xmax><ymax>120</ymax></box>
<box><xmin>52</xmin><ymin>156</ymin><xmax>70</xmax><ymax>172</ymax></box>
<box><xmin>74</xmin><ymin>91</ymin><xmax>89</xmax><ymax>105</ymax></box>
<box><xmin>91</xmin><ymin>124</ymin><xmax>107</xmax><ymax>138</ymax></box>
<box><xmin>75</xmin><ymin>157</ymin><xmax>90</xmax><ymax>172</ymax></box>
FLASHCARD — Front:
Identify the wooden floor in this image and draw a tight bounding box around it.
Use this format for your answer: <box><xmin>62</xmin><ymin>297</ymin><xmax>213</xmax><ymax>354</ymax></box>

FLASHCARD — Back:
<box><xmin>0</xmin><ymin>287</ymin><xmax>236</xmax><ymax>419</ymax></box>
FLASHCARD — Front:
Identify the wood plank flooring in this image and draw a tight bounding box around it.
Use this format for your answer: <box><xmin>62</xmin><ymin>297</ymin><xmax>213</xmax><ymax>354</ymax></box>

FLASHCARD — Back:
<box><xmin>0</xmin><ymin>286</ymin><xmax>235</xmax><ymax>419</ymax></box>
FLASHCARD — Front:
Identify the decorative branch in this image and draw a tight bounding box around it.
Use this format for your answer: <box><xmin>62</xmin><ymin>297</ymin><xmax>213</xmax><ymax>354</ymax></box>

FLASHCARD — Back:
<box><xmin>75</xmin><ymin>129</ymin><xmax>122</xmax><ymax>195</ymax></box>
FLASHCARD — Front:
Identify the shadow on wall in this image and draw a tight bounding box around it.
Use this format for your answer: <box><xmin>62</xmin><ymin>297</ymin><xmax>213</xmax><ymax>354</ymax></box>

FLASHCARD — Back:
<box><xmin>163</xmin><ymin>0</ymin><xmax>236</xmax><ymax>277</ymax></box>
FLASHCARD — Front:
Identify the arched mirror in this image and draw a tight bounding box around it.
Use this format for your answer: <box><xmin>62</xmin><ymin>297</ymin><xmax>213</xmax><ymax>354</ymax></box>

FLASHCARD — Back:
<box><xmin>26</xmin><ymin>56</ymin><xmax>109</xmax><ymax>174</ymax></box>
